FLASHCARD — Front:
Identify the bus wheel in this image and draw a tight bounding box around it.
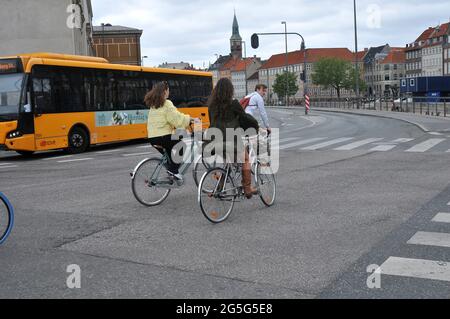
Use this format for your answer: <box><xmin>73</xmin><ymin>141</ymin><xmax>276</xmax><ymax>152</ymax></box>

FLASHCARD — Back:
<box><xmin>16</xmin><ymin>150</ymin><xmax>35</xmax><ymax>157</ymax></box>
<box><xmin>68</xmin><ymin>127</ymin><xmax>89</xmax><ymax>154</ymax></box>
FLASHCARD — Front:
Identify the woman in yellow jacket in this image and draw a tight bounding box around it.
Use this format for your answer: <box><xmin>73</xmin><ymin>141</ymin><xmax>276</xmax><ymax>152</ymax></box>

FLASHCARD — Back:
<box><xmin>145</xmin><ymin>81</ymin><xmax>192</xmax><ymax>181</ymax></box>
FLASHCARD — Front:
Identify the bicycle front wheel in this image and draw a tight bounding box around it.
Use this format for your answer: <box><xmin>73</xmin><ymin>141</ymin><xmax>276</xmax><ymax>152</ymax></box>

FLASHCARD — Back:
<box><xmin>198</xmin><ymin>168</ymin><xmax>237</xmax><ymax>224</ymax></box>
<box><xmin>0</xmin><ymin>194</ymin><xmax>14</xmax><ymax>245</ymax></box>
<box><xmin>255</xmin><ymin>163</ymin><xmax>277</xmax><ymax>207</ymax></box>
<box><xmin>132</xmin><ymin>158</ymin><xmax>171</xmax><ymax>207</ymax></box>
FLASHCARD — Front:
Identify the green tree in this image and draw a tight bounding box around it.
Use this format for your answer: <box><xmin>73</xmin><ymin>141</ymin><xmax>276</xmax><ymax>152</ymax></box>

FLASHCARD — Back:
<box><xmin>273</xmin><ymin>72</ymin><xmax>299</xmax><ymax>102</ymax></box>
<box><xmin>312</xmin><ymin>57</ymin><xmax>350</xmax><ymax>99</ymax></box>
<box><xmin>344</xmin><ymin>66</ymin><xmax>367</xmax><ymax>95</ymax></box>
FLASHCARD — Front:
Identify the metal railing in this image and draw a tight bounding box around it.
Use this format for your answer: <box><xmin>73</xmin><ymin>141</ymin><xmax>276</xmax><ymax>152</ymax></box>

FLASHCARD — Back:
<box><xmin>279</xmin><ymin>95</ymin><xmax>450</xmax><ymax>118</ymax></box>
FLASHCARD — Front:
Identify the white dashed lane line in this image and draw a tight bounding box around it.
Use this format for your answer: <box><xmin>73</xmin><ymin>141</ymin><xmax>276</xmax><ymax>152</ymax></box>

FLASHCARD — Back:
<box><xmin>122</xmin><ymin>152</ymin><xmax>154</xmax><ymax>157</ymax></box>
<box><xmin>42</xmin><ymin>155</ymin><xmax>73</xmax><ymax>161</ymax></box>
<box><xmin>58</xmin><ymin>158</ymin><xmax>94</xmax><ymax>163</ymax></box>
<box><xmin>0</xmin><ymin>165</ymin><xmax>18</xmax><ymax>169</ymax></box>
<box><xmin>95</xmin><ymin>149</ymin><xmax>123</xmax><ymax>154</ymax></box>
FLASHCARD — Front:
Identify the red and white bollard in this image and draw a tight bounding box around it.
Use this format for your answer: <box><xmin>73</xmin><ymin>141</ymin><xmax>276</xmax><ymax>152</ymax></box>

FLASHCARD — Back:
<box><xmin>305</xmin><ymin>94</ymin><xmax>310</xmax><ymax>115</ymax></box>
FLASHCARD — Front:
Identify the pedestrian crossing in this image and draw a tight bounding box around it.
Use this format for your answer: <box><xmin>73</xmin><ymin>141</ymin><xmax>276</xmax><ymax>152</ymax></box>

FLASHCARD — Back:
<box><xmin>277</xmin><ymin>136</ymin><xmax>450</xmax><ymax>153</ymax></box>
<box><xmin>380</xmin><ymin>198</ymin><xmax>450</xmax><ymax>283</ymax></box>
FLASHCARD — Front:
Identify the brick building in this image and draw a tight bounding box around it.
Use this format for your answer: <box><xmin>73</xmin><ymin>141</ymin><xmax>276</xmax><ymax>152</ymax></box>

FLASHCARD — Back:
<box><xmin>93</xmin><ymin>24</ymin><xmax>143</xmax><ymax>66</ymax></box>
<box><xmin>405</xmin><ymin>23</ymin><xmax>450</xmax><ymax>78</ymax></box>
<box><xmin>258</xmin><ymin>48</ymin><xmax>359</xmax><ymax>100</ymax></box>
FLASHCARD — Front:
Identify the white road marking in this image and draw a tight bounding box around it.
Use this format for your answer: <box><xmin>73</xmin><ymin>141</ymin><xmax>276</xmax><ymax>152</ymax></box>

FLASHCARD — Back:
<box><xmin>58</xmin><ymin>158</ymin><xmax>93</xmax><ymax>163</ymax></box>
<box><xmin>392</xmin><ymin>138</ymin><xmax>415</xmax><ymax>143</ymax></box>
<box><xmin>301</xmin><ymin>138</ymin><xmax>354</xmax><ymax>151</ymax></box>
<box><xmin>405</xmin><ymin>139</ymin><xmax>446</xmax><ymax>153</ymax></box>
<box><xmin>122</xmin><ymin>152</ymin><xmax>153</xmax><ymax>157</ymax></box>
<box><xmin>279</xmin><ymin>138</ymin><xmax>328</xmax><ymax>151</ymax></box>
<box><xmin>432</xmin><ymin>213</ymin><xmax>450</xmax><ymax>224</ymax></box>
<box><xmin>334</xmin><ymin>138</ymin><xmax>383</xmax><ymax>151</ymax></box>
<box><xmin>370</xmin><ymin>145</ymin><xmax>397</xmax><ymax>152</ymax></box>
<box><xmin>0</xmin><ymin>163</ymin><xmax>12</xmax><ymax>166</ymax></box>
<box><xmin>448</xmin><ymin>201</ymin><xmax>450</xmax><ymax>206</ymax></box>
<box><xmin>42</xmin><ymin>155</ymin><xmax>73</xmax><ymax>161</ymax></box>
<box><xmin>96</xmin><ymin>149</ymin><xmax>123</xmax><ymax>154</ymax></box>
<box><xmin>137</xmin><ymin>145</ymin><xmax>153</xmax><ymax>149</ymax></box>
<box><xmin>0</xmin><ymin>165</ymin><xmax>18</xmax><ymax>169</ymax></box>
<box><xmin>380</xmin><ymin>257</ymin><xmax>450</xmax><ymax>282</ymax></box>
<box><xmin>429</xmin><ymin>132</ymin><xmax>444</xmax><ymax>136</ymax></box>
<box><xmin>407</xmin><ymin>231</ymin><xmax>450</xmax><ymax>248</ymax></box>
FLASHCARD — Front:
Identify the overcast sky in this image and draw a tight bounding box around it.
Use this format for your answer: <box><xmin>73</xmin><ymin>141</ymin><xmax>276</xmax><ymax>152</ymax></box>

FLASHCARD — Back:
<box><xmin>92</xmin><ymin>0</ymin><xmax>450</xmax><ymax>68</ymax></box>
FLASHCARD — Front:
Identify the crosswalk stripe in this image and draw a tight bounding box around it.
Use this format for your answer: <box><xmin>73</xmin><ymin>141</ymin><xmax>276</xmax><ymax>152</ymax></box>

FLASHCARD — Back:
<box><xmin>405</xmin><ymin>139</ymin><xmax>446</xmax><ymax>153</ymax></box>
<box><xmin>432</xmin><ymin>213</ymin><xmax>450</xmax><ymax>224</ymax></box>
<box><xmin>380</xmin><ymin>257</ymin><xmax>450</xmax><ymax>282</ymax></box>
<box><xmin>334</xmin><ymin>138</ymin><xmax>383</xmax><ymax>151</ymax></box>
<box><xmin>301</xmin><ymin>138</ymin><xmax>354</xmax><ymax>151</ymax></box>
<box><xmin>279</xmin><ymin>138</ymin><xmax>328</xmax><ymax>151</ymax></box>
<box><xmin>392</xmin><ymin>138</ymin><xmax>415</xmax><ymax>143</ymax></box>
<box><xmin>370</xmin><ymin>145</ymin><xmax>397</xmax><ymax>152</ymax></box>
<box><xmin>407</xmin><ymin>231</ymin><xmax>450</xmax><ymax>248</ymax></box>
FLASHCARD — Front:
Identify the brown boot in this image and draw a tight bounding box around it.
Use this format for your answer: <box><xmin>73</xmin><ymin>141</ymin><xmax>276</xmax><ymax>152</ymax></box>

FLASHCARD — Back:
<box><xmin>242</xmin><ymin>167</ymin><xmax>258</xmax><ymax>199</ymax></box>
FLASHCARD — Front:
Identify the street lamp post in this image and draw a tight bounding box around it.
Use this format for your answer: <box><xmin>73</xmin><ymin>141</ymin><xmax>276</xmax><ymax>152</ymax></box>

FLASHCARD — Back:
<box><xmin>141</xmin><ymin>56</ymin><xmax>148</xmax><ymax>67</ymax></box>
<box><xmin>353</xmin><ymin>0</ymin><xmax>361</xmax><ymax>109</ymax></box>
<box><xmin>282</xmin><ymin>22</ymin><xmax>289</xmax><ymax>107</ymax></box>
<box><xmin>242</xmin><ymin>41</ymin><xmax>248</xmax><ymax>96</ymax></box>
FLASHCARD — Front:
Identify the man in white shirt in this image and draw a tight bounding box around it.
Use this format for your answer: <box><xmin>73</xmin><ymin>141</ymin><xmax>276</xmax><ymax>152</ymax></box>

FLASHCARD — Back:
<box><xmin>245</xmin><ymin>84</ymin><xmax>271</xmax><ymax>134</ymax></box>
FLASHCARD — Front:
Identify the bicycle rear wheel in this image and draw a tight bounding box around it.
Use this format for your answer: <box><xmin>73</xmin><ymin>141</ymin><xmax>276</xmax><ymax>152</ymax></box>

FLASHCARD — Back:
<box><xmin>0</xmin><ymin>194</ymin><xmax>13</xmax><ymax>245</ymax></box>
<box><xmin>132</xmin><ymin>158</ymin><xmax>171</xmax><ymax>207</ymax></box>
<box><xmin>198</xmin><ymin>168</ymin><xmax>237</xmax><ymax>224</ymax></box>
<box><xmin>255</xmin><ymin>163</ymin><xmax>277</xmax><ymax>207</ymax></box>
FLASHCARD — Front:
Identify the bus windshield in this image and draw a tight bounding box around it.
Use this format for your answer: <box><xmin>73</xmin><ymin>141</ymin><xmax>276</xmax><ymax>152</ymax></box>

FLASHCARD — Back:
<box><xmin>0</xmin><ymin>73</ymin><xmax>23</xmax><ymax>122</ymax></box>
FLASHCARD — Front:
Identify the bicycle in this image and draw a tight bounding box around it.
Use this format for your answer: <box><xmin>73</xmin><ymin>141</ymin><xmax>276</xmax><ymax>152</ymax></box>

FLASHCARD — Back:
<box><xmin>197</xmin><ymin>131</ymin><xmax>277</xmax><ymax>224</ymax></box>
<box><xmin>0</xmin><ymin>192</ymin><xmax>14</xmax><ymax>245</ymax></box>
<box><xmin>131</xmin><ymin>123</ymin><xmax>207</xmax><ymax>207</ymax></box>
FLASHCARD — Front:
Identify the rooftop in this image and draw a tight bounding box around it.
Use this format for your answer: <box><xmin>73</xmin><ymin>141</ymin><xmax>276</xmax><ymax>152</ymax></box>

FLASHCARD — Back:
<box><xmin>260</xmin><ymin>48</ymin><xmax>355</xmax><ymax>69</ymax></box>
<box><xmin>380</xmin><ymin>48</ymin><xmax>406</xmax><ymax>64</ymax></box>
<box><xmin>93</xmin><ymin>25</ymin><xmax>143</xmax><ymax>35</ymax></box>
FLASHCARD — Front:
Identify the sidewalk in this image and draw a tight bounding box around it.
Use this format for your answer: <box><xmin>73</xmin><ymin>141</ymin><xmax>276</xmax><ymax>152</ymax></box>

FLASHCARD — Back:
<box><xmin>267</xmin><ymin>105</ymin><xmax>450</xmax><ymax>133</ymax></box>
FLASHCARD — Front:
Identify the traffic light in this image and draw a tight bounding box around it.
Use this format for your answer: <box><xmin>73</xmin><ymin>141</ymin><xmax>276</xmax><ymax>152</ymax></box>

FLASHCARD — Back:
<box><xmin>251</xmin><ymin>34</ymin><xmax>259</xmax><ymax>49</ymax></box>
<box><xmin>300</xmin><ymin>70</ymin><xmax>306</xmax><ymax>82</ymax></box>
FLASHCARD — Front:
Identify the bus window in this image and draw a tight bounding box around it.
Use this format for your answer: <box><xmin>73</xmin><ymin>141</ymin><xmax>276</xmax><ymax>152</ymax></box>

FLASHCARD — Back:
<box><xmin>32</xmin><ymin>77</ymin><xmax>53</xmax><ymax>113</ymax></box>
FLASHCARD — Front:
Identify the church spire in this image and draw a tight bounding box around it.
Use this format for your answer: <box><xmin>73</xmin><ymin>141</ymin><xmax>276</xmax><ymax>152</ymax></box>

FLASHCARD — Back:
<box><xmin>230</xmin><ymin>11</ymin><xmax>242</xmax><ymax>59</ymax></box>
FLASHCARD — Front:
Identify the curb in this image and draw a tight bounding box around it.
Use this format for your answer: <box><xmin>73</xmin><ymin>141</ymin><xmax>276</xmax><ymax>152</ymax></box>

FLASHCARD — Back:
<box><xmin>266</xmin><ymin>106</ymin><xmax>435</xmax><ymax>133</ymax></box>
<box><xmin>313</xmin><ymin>109</ymin><xmax>431</xmax><ymax>133</ymax></box>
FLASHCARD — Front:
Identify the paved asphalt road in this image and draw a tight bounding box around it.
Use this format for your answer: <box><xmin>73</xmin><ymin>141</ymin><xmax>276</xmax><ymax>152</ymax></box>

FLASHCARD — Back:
<box><xmin>0</xmin><ymin>109</ymin><xmax>450</xmax><ymax>299</ymax></box>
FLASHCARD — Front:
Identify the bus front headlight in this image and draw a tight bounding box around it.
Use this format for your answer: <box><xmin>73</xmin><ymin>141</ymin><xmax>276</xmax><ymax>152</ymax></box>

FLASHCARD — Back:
<box><xmin>7</xmin><ymin>131</ymin><xmax>22</xmax><ymax>139</ymax></box>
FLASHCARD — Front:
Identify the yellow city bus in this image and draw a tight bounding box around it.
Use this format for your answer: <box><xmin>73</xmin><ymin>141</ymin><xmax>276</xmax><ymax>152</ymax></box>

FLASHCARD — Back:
<box><xmin>0</xmin><ymin>53</ymin><xmax>212</xmax><ymax>156</ymax></box>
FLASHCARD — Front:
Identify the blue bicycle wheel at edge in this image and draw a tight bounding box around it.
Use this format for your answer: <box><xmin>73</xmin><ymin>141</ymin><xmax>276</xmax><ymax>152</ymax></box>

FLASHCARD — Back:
<box><xmin>0</xmin><ymin>193</ymin><xmax>14</xmax><ymax>245</ymax></box>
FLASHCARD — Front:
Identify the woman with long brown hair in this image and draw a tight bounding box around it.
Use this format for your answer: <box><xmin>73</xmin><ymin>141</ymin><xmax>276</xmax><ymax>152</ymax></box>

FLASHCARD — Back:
<box><xmin>145</xmin><ymin>81</ymin><xmax>192</xmax><ymax>182</ymax></box>
<box><xmin>207</xmin><ymin>78</ymin><xmax>259</xmax><ymax>199</ymax></box>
